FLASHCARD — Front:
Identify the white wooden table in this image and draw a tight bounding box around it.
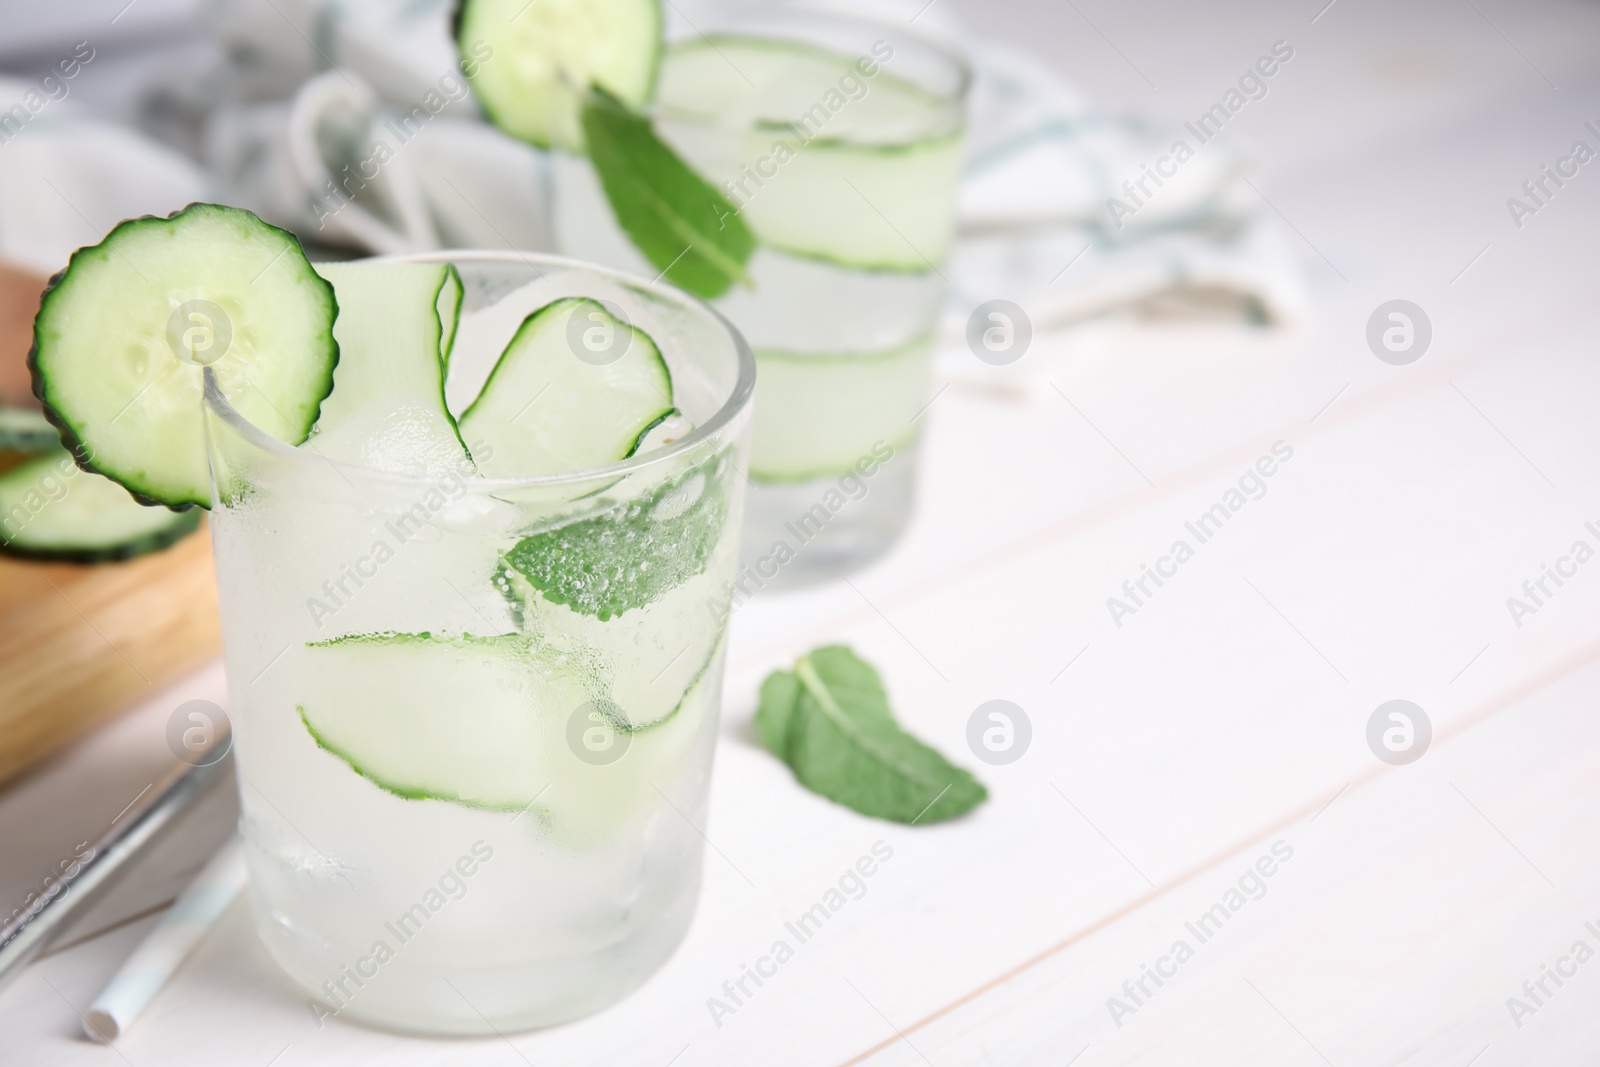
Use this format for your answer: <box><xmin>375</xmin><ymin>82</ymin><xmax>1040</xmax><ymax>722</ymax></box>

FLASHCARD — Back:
<box><xmin>6</xmin><ymin>0</ymin><xmax>1600</xmax><ymax>1063</ymax></box>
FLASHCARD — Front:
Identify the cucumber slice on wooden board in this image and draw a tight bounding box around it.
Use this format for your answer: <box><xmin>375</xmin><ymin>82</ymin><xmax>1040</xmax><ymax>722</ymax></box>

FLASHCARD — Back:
<box><xmin>308</xmin><ymin>261</ymin><xmax>472</xmax><ymax>474</ymax></box>
<box><xmin>454</xmin><ymin>0</ymin><xmax>663</xmax><ymax>152</ymax></box>
<box><xmin>29</xmin><ymin>203</ymin><xmax>339</xmax><ymax>509</ymax></box>
<box><xmin>0</xmin><ymin>444</ymin><xmax>200</xmax><ymax>562</ymax></box>
<box><xmin>298</xmin><ymin>628</ymin><xmax>719</xmax><ymax>844</ymax></box>
<box><xmin>0</xmin><ymin>407</ymin><xmax>58</xmax><ymax>453</ymax></box>
<box><xmin>459</xmin><ymin>297</ymin><xmax>673</xmax><ymax>477</ymax></box>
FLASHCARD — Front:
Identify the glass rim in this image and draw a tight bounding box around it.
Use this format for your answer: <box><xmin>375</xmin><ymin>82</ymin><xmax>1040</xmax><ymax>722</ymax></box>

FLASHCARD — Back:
<box><xmin>651</xmin><ymin>4</ymin><xmax>974</xmax><ymax>132</ymax></box>
<box><xmin>202</xmin><ymin>248</ymin><xmax>757</xmax><ymax>492</ymax></box>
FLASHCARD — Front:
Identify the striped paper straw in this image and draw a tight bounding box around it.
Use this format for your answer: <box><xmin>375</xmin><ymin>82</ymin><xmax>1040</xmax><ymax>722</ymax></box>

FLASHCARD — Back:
<box><xmin>83</xmin><ymin>835</ymin><xmax>246</xmax><ymax>1042</ymax></box>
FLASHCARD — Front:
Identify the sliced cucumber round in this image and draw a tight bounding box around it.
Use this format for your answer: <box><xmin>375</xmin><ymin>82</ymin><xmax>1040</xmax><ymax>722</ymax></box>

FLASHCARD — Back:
<box><xmin>29</xmin><ymin>203</ymin><xmax>339</xmax><ymax>509</ymax></box>
<box><xmin>0</xmin><ymin>407</ymin><xmax>59</xmax><ymax>453</ymax></box>
<box><xmin>298</xmin><ymin>629</ymin><xmax>720</xmax><ymax>844</ymax></box>
<box><xmin>750</xmin><ymin>335</ymin><xmax>932</xmax><ymax>481</ymax></box>
<box><xmin>308</xmin><ymin>261</ymin><xmax>472</xmax><ymax>475</ymax></box>
<box><xmin>455</xmin><ymin>0</ymin><xmax>662</xmax><ymax>152</ymax></box>
<box><xmin>0</xmin><ymin>443</ymin><xmax>200</xmax><ymax>562</ymax></box>
<box><xmin>459</xmin><ymin>297</ymin><xmax>673</xmax><ymax>478</ymax></box>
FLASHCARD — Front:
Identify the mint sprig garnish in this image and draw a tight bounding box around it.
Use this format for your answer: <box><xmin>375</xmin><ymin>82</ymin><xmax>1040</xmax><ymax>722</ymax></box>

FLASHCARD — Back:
<box><xmin>757</xmin><ymin>646</ymin><xmax>987</xmax><ymax>824</ymax></box>
<box><xmin>579</xmin><ymin>87</ymin><xmax>756</xmax><ymax>299</ymax></box>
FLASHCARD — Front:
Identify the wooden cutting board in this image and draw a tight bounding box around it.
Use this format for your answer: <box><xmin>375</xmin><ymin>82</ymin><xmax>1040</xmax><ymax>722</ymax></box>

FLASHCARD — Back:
<box><xmin>0</xmin><ymin>263</ymin><xmax>221</xmax><ymax>786</ymax></box>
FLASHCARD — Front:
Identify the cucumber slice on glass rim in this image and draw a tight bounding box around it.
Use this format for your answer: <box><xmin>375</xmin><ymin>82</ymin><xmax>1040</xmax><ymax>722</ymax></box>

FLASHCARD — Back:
<box><xmin>454</xmin><ymin>0</ymin><xmax>663</xmax><ymax>152</ymax></box>
<box><xmin>28</xmin><ymin>203</ymin><xmax>339</xmax><ymax>509</ymax></box>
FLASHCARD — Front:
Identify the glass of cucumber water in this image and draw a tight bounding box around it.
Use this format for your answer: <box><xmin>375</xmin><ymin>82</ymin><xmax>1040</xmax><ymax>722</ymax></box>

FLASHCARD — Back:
<box><xmin>545</xmin><ymin>6</ymin><xmax>970</xmax><ymax>586</ymax></box>
<box><xmin>196</xmin><ymin>251</ymin><xmax>754</xmax><ymax>1033</ymax></box>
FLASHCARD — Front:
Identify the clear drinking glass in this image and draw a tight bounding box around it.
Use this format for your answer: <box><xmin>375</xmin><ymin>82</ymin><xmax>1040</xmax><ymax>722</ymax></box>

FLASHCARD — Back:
<box><xmin>202</xmin><ymin>252</ymin><xmax>754</xmax><ymax>1035</ymax></box>
<box><xmin>552</xmin><ymin>7</ymin><xmax>969</xmax><ymax>587</ymax></box>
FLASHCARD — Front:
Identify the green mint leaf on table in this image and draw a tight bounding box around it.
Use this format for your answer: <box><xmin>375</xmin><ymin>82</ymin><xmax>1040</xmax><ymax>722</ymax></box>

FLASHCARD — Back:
<box><xmin>756</xmin><ymin>646</ymin><xmax>987</xmax><ymax>824</ymax></box>
<box><xmin>579</xmin><ymin>87</ymin><xmax>755</xmax><ymax>300</ymax></box>
<box><xmin>502</xmin><ymin>453</ymin><xmax>731</xmax><ymax>621</ymax></box>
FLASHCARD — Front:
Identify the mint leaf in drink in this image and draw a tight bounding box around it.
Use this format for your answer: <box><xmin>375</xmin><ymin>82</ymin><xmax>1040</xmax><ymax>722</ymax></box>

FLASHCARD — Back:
<box><xmin>501</xmin><ymin>453</ymin><xmax>731</xmax><ymax>621</ymax></box>
<box><xmin>579</xmin><ymin>87</ymin><xmax>756</xmax><ymax>300</ymax></box>
<box><xmin>756</xmin><ymin>646</ymin><xmax>987</xmax><ymax>824</ymax></box>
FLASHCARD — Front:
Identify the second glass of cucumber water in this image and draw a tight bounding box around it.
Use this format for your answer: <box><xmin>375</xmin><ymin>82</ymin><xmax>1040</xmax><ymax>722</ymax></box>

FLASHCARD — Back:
<box><xmin>554</xmin><ymin>7</ymin><xmax>970</xmax><ymax>587</ymax></box>
<box><xmin>204</xmin><ymin>252</ymin><xmax>754</xmax><ymax>1034</ymax></box>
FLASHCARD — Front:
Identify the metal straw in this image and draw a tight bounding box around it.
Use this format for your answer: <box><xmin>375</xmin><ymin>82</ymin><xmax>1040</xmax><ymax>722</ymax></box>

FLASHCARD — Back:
<box><xmin>0</xmin><ymin>725</ymin><xmax>233</xmax><ymax>994</ymax></box>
